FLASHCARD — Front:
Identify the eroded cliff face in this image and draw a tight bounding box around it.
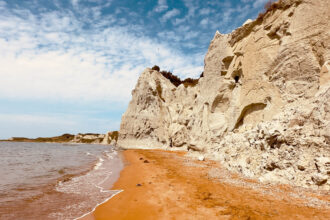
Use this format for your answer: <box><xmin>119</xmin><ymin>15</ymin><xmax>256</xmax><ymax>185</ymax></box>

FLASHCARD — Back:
<box><xmin>118</xmin><ymin>0</ymin><xmax>330</xmax><ymax>189</ymax></box>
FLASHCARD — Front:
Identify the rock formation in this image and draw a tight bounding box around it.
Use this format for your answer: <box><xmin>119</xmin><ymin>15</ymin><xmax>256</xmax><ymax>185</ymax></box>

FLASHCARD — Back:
<box><xmin>71</xmin><ymin>133</ymin><xmax>106</xmax><ymax>144</ymax></box>
<box><xmin>101</xmin><ymin>131</ymin><xmax>119</xmax><ymax>145</ymax></box>
<box><xmin>4</xmin><ymin>131</ymin><xmax>118</xmax><ymax>145</ymax></box>
<box><xmin>70</xmin><ymin>131</ymin><xmax>118</xmax><ymax>145</ymax></box>
<box><xmin>3</xmin><ymin>134</ymin><xmax>75</xmax><ymax>143</ymax></box>
<box><xmin>118</xmin><ymin>0</ymin><xmax>330</xmax><ymax>190</ymax></box>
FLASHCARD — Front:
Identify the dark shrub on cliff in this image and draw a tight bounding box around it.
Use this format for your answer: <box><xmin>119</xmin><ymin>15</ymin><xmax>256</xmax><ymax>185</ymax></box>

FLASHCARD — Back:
<box><xmin>153</xmin><ymin>67</ymin><xmax>201</xmax><ymax>88</ymax></box>
<box><xmin>182</xmin><ymin>78</ymin><xmax>199</xmax><ymax>88</ymax></box>
<box><xmin>256</xmin><ymin>0</ymin><xmax>299</xmax><ymax>22</ymax></box>
<box><xmin>257</xmin><ymin>0</ymin><xmax>279</xmax><ymax>21</ymax></box>
<box><xmin>160</xmin><ymin>70</ymin><xmax>182</xmax><ymax>87</ymax></box>
<box><xmin>152</xmin><ymin>65</ymin><xmax>160</xmax><ymax>71</ymax></box>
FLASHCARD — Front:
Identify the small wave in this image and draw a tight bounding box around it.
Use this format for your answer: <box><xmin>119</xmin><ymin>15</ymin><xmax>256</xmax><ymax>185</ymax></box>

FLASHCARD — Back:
<box><xmin>97</xmin><ymin>172</ymin><xmax>112</xmax><ymax>186</ymax></box>
<box><xmin>74</xmin><ymin>189</ymin><xmax>123</xmax><ymax>220</ymax></box>
<box><xmin>51</xmin><ymin>148</ymin><xmax>123</xmax><ymax>220</ymax></box>
<box><xmin>57</xmin><ymin>173</ymin><xmax>77</xmax><ymax>185</ymax></box>
<box><xmin>104</xmin><ymin>150</ymin><xmax>117</xmax><ymax>159</ymax></box>
<box><xmin>93</xmin><ymin>158</ymin><xmax>104</xmax><ymax>170</ymax></box>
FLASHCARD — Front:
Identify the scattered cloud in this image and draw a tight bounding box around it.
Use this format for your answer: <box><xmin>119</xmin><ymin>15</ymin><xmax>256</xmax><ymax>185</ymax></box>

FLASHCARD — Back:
<box><xmin>160</xmin><ymin>8</ymin><xmax>180</xmax><ymax>23</ymax></box>
<box><xmin>0</xmin><ymin>0</ymin><xmax>6</xmax><ymax>7</ymax></box>
<box><xmin>172</xmin><ymin>17</ymin><xmax>186</xmax><ymax>26</ymax></box>
<box><xmin>199</xmin><ymin>8</ymin><xmax>211</xmax><ymax>15</ymax></box>
<box><xmin>71</xmin><ymin>0</ymin><xmax>79</xmax><ymax>6</ymax></box>
<box><xmin>200</xmin><ymin>18</ymin><xmax>209</xmax><ymax>27</ymax></box>
<box><xmin>182</xmin><ymin>0</ymin><xmax>198</xmax><ymax>19</ymax></box>
<box><xmin>154</xmin><ymin>0</ymin><xmax>168</xmax><ymax>13</ymax></box>
<box><xmin>0</xmin><ymin>4</ymin><xmax>202</xmax><ymax>104</ymax></box>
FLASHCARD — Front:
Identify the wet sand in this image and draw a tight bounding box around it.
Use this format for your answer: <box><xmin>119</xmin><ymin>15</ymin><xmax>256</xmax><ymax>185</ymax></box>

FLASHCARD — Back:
<box><xmin>83</xmin><ymin>149</ymin><xmax>330</xmax><ymax>219</ymax></box>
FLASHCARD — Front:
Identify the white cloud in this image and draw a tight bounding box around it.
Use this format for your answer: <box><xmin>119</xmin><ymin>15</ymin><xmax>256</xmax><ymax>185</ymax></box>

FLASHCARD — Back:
<box><xmin>0</xmin><ymin>0</ymin><xmax>6</xmax><ymax>7</ymax></box>
<box><xmin>200</xmin><ymin>18</ymin><xmax>209</xmax><ymax>27</ymax></box>
<box><xmin>160</xmin><ymin>8</ymin><xmax>180</xmax><ymax>22</ymax></box>
<box><xmin>0</xmin><ymin>6</ymin><xmax>203</xmax><ymax>104</ymax></box>
<box><xmin>172</xmin><ymin>17</ymin><xmax>186</xmax><ymax>26</ymax></box>
<box><xmin>0</xmin><ymin>48</ymin><xmax>140</xmax><ymax>102</ymax></box>
<box><xmin>183</xmin><ymin>31</ymin><xmax>199</xmax><ymax>40</ymax></box>
<box><xmin>199</xmin><ymin>8</ymin><xmax>211</xmax><ymax>15</ymax></box>
<box><xmin>182</xmin><ymin>0</ymin><xmax>198</xmax><ymax>18</ymax></box>
<box><xmin>157</xmin><ymin>31</ymin><xmax>181</xmax><ymax>42</ymax></box>
<box><xmin>154</xmin><ymin>0</ymin><xmax>168</xmax><ymax>13</ymax></box>
<box><xmin>71</xmin><ymin>0</ymin><xmax>79</xmax><ymax>6</ymax></box>
<box><xmin>171</xmin><ymin>0</ymin><xmax>198</xmax><ymax>27</ymax></box>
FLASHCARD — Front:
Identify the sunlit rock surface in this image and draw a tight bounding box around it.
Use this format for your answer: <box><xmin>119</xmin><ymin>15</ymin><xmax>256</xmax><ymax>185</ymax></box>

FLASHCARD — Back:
<box><xmin>118</xmin><ymin>0</ymin><xmax>330</xmax><ymax>190</ymax></box>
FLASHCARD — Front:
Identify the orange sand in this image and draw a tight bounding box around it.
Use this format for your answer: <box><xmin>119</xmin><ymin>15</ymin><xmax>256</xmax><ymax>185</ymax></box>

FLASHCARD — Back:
<box><xmin>83</xmin><ymin>149</ymin><xmax>329</xmax><ymax>220</ymax></box>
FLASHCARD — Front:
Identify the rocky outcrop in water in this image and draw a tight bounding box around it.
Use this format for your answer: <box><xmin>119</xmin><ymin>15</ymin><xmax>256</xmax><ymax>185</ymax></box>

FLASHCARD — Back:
<box><xmin>118</xmin><ymin>0</ymin><xmax>330</xmax><ymax>190</ymax></box>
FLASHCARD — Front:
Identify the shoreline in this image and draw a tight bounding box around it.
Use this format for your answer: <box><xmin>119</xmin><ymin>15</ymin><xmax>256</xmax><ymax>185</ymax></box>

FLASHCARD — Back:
<box><xmin>75</xmin><ymin>150</ymin><xmax>125</xmax><ymax>220</ymax></box>
<box><xmin>75</xmin><ymin>190</ymin><xmax>123</xmax><ymax>220</ymax></box>
<box><xmin>82</xmin><ymin>149</ymin><xmax>330</xmax><ymax>219</ymax></box>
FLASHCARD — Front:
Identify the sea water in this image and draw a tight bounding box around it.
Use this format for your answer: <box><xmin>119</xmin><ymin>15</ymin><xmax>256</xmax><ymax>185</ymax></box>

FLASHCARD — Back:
<box><xmin>0</xmin><ymin>141</ymin><xmax>123</xmax><ymax>219</ymax></box>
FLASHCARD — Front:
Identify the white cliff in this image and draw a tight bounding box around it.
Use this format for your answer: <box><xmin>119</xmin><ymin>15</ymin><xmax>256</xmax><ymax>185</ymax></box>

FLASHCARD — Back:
<box><xmin>118</xmin><ymin>0</ymin><xmax>330</xmax><ymax>189</ymax></box>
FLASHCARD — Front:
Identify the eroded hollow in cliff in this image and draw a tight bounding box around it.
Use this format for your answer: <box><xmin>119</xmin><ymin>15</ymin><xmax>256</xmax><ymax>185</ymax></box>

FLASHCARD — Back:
<box><xmin>234</xmin><ymin>75</ymin><xmax>240</xmax><ymax>83</ymax></box>
<box><xmin>221</xmin><ymin>56</ymin><xmax>234</xmax><ymax>76</ymax></box>
<box><xmin>222</xmin><ymin>56</ymin><xmax>234</xmax><ymax>69</ymax></box>
<box><xmin>211</xmin><ymin>95</ymin><xmax>229</xmax><ymax>113</ymax></box>
<box><xmin>232</xmin><ymin>69</ymin><xmax>243</xmax><ymax>84</ymax></box>
<box><xmin>234</xmin><ymin>103</ymin><xmax>267</xmax><ymax>129</ymax></box>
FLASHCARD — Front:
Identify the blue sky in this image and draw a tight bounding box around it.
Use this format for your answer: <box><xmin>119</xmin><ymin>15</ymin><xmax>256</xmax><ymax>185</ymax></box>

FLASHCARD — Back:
<box><xmin>0</xmin><ymin>0</ymin><xmax>269</xmax><ymax>138</ymax></box>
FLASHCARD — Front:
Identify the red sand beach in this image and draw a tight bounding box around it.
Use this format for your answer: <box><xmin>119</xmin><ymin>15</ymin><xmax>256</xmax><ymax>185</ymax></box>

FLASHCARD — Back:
<box><xmin>82</xmin><ymin>149</ymin><xmax>330</xmax><ymax>220</ymax></box>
